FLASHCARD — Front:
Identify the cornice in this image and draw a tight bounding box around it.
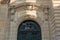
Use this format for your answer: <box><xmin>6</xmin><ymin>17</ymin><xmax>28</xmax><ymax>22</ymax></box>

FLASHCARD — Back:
<box><xmin>10</xmin><ymin>2</ymin><xmax>49</xmax><ymax>10</ymax></box>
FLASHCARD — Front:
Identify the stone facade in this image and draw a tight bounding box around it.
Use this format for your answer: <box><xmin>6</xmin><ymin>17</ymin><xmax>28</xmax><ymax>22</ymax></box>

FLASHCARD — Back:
<box><xmin>50</xmin><ymin>0</ymin><xmax>60</xmax><ymax>40</ymax></box>
<box><xmin>0</xmin><ymin>0</ymin><xmax>60</xmax><ymax>40</ymax></box>
<box><xmin>0</xmin><ymin>4</ymin><xmax>9</xmax><ymax>40</ymax></box>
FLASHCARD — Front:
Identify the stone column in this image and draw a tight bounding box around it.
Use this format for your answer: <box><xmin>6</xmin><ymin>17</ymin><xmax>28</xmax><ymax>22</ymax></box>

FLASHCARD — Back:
<box><xmin>0</xmin><ymin>0</ymin><xmax>10</xmax><ymax>40</ymax></box>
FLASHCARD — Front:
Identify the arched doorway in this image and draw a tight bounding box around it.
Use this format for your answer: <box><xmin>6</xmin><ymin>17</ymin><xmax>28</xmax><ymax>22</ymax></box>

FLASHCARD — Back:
<box><xmin>17</xmin><ymin>20</ymin><xmax>42</xmax><ymax>40</ymax></box>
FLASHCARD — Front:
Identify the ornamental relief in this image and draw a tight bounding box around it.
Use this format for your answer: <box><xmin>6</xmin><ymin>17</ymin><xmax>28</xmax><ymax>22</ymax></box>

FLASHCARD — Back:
<box><xmin>10</xmin><ymin>3</ymin><xmax>49</xmax><ymax>22</ymax></box>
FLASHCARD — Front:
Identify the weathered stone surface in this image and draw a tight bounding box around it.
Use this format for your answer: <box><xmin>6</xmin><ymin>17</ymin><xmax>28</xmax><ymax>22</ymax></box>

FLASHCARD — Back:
<box><xmin>1</xmin><ymin>0</ymin><xmax>60</xmax><ymax>40</ymax></box>
<box><xmin>0</xmin><ymin>4</ymin><xmax>8</xmax><ymax>40</ymax></box>
<box><xmin>50</xmin><ymin>0</ymin><xmax>60</xmax><ymax>40</ymax></box>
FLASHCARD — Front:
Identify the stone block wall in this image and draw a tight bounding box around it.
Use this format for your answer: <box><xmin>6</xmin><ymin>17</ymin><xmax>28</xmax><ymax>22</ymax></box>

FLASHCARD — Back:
<box><xmin>0</xmin><ymin>4</ymin><xmax>9</xmax><ymax>40</ymax></box>
<box><xmin>50</xmin><ymin>0</ymin><xmax>60</xmax><ymax>40</ymax></box>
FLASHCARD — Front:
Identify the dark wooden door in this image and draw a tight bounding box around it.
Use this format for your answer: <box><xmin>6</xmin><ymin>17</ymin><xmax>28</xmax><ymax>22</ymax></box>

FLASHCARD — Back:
<box><xmin>17</xmin><ymin>20</ymin><xmax>42</xmax><ymax>40</ymax></box>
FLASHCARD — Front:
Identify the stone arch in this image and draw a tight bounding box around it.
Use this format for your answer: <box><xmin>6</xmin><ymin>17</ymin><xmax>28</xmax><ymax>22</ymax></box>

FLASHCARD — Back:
<box><xmin>8</xmin><ymin>0</ymin><xmax>50</xmax><ymax>40</ymax></box>
<box><xmin>13</xmin><ymin>14</ymin><xmax>44</xmax><ymax>40</ymax></box>
<box><xmin>8</xmin><ymin>13</ymin><xmax>47</xmax><ymax>40</ymax></box>
<box><xmin>15</xmin><ymin>14</ymin><xmax>44</xmax><ymax>28</ymax></box>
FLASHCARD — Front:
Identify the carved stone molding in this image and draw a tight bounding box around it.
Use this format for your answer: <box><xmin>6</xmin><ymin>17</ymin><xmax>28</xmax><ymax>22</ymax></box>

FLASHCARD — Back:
<box><xmin>0</xmin><ymin>0</ymin><xmax>10</xmax><ymax>4</ymax></box>
<box><xmin>10</xmin><ymin>2</ymin><xmax>49</xmax><ymax>10</ymax></box>
<box><xmin>9</xmin><ymin>2</ymin><xmax>50</xmax><ymax>22</ymax></box>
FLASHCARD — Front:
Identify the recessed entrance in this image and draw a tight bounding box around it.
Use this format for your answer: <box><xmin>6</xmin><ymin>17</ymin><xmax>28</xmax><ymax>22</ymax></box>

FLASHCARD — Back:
<box><xmin>17</xmin><ymin>20</ymin><xmax>42</xmax><ymax>40</ymax></box>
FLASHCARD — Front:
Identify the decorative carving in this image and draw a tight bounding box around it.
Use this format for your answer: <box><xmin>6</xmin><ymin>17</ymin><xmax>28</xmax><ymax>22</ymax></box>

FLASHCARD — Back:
<box><xmin>10</xmin><ymin>3</ymin><xmax>46</xmax><ymax>10</ymax></box>
<box><xmin>43</xmin><ymin>7</ymin><xmax>49</xmax><ymax>21</ymax></box>
<box><xmin>0</xmin><ymin>0</ymin><xmax>10</xmax><ymax>4</ymax></box>
<box><xmin>24</xmin><ymin>15</ymin><xmax>36</xmax><ymax>19</ymax></box>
